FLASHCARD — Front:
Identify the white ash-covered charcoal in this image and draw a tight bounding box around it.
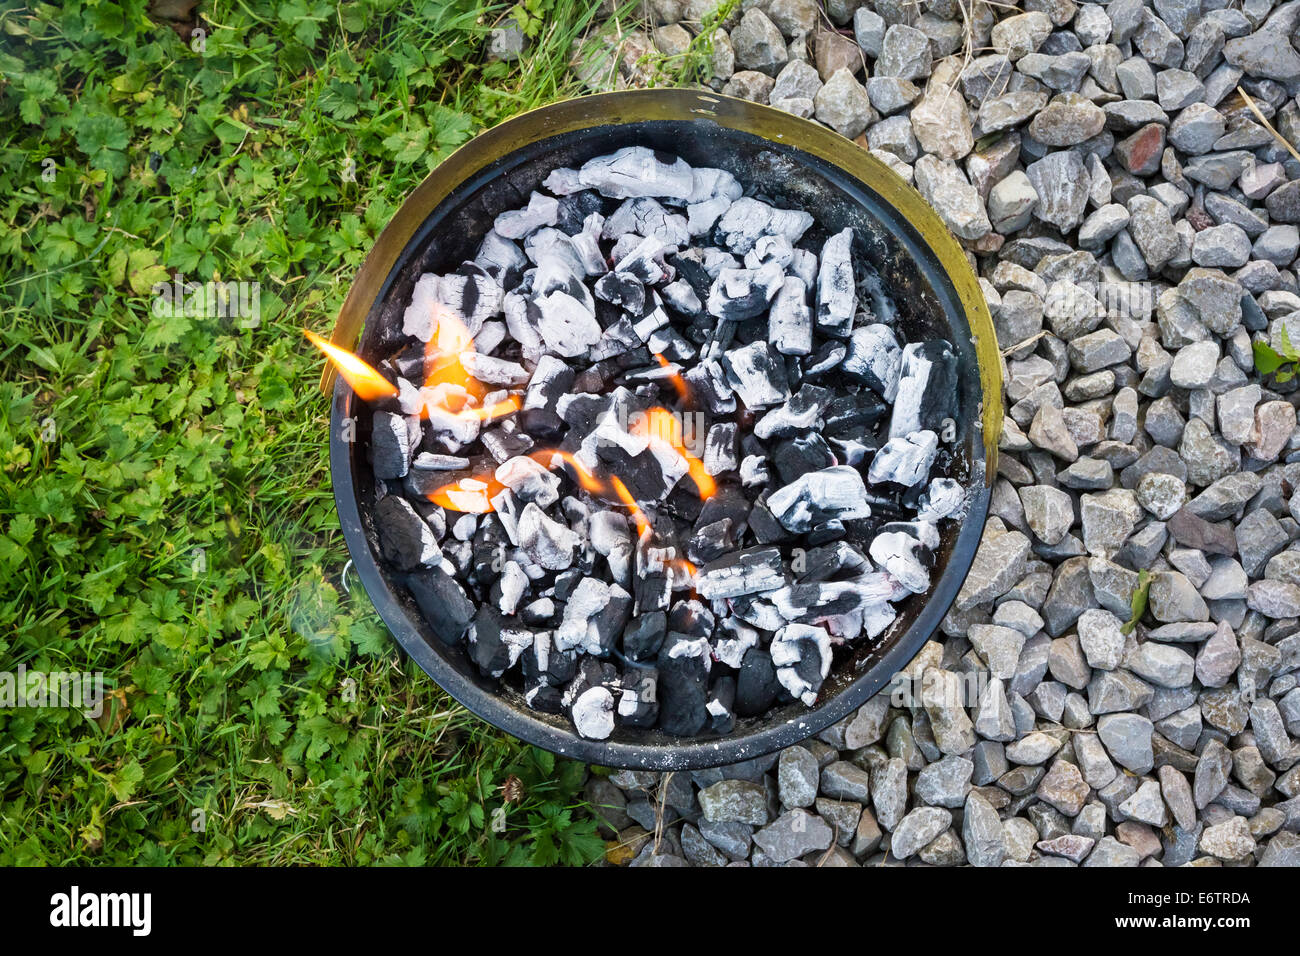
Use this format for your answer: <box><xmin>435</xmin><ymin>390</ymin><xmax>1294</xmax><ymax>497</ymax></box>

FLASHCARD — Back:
<box><xmin>744</xmin><ymin>234</ymin><xmax>795</xmax><ymax>272</ymax></box>
<box><xmin>555</xmin><ymin>577</ymin><xmax>633</xmax><ymax>655</ymax></box>
<box><xmin>687</xmin><ymin>196</ymin><xmax>731</xmax><ymax>236</ymax></box>
<box><xmin>523</xmin><ymin>354</ymin><xmax>573</xmax><ymax>411</ymax></box>
<box><xmin>422</xmin><ymin>403</ymin><xmax>481</xmax><ymax>453</ymax></box>
<box><xmin>656</xmin><ymin>635</ymin><xmax>711</xmax><ymax>736</ymax></box>
<box><xmin>644</xmin><ymin>325</ymin><xmax>696</xmax><ymax>363</ymax></box>
<box><xmin>767</xmin><ymin>465</ymin><xmax>872</xmax><ymax>533</ymax></box>
<box><xmin>541</xmin><ymin>166</ymin><xmax>583</xmax><ymax>195</ymax></box>
<box><xmin>616</xmin><ymin>666</ymin><xmax>659</xmax><ymax>728</ymax></box>
<box><xmin>473</xmin><ymin>230</ymin><xmax>528</xmax><ymax>286</ymax></box>
<box><xmin>703</xmin><ymin>422</ymin><xmax>739</xmax><ymax>476</ymax></box>
<box><xmin>495</xmin><ymin>456</ymin><xmax>561</xmax><ymax>508</ymax></box>
<box><xmin>712</xmin><ymin>618</ymin><xmax>759</xmax><ymax>669</ymax></box>
<box><xmin>458</xmin><ymin>351</ymin><xmax>529</xmax><ymax>387</ymax></box>
<box><xmin>888</xmin><ymin>340</ymin><xmax>958</xmax><ymax>439</ymax></box>
<box><xmin>716</xmin><ymin>197</ymin><xmax>814</xmax><ymax>254</ymax></box>
<box><xmin>842</xmin><ymin>323</ymin><xmax>903</xmax><ymax>399</ymax></box>
<box><xmin>659</xmin><ymin>278</ymin><xmax>703</xmax><ymax>317</ymax></box>
<box><xmin>450</xmin><ymin>513</ymin><xmax>478</xmax><ymax>541</ymax></box>
<box><xmin>516</xmin><ymin>501</ymin><xmax>579</xmax><ymax>570</ymax></box>
<box><xmin>553</xmin><ymin>190</ymin><xmax>605</xmax><ymax>235</ymax></box>
<box><xmin>577</xmin><ymin>146</ymin><xmax>695</xmax><ymax>201</ymax></box>
<box><xmin>401</xmin><ymin>269</ymin><xmax>503</xmax><ymax>342</ymax></box>
<box><xmin>771</xmin><ymin>433</ymin><xmax>836</xmax><ymax>485</ymax></box>
<box><xmin>754</xmin><ymin>385</ymin><xmax>830</xmax><ymax>440</ymax></box>
<box><xmin>694</xmin><ymin>545</ymin><xmax>785</xmax><ymax>600</ymax></box>
<box><xmin>533</xmin><ymin>253</ymin><xmax>596</xmax><ymax>311</ymax></box>
<box><xmin>917</xmin><ymin>476</ymin><xmax>967</xmax><ymax>522</ymax></box>
<box><xmin>867</xmin><ymin>429</ymin><xmax>939</xmax><ymax>487</ymax></box>
<box><xmin>630</xmin><ymin>295</ymin><xmax>670</xmax><ymax>343</ymax></box>
<box><xmin>590</xmin><ymin>316</ymin><xmax>643</xmax><ymax>362</ymax></box>
<box><xmin>797</xmin><ymin>540</ymin><xmax>872</xmax><ymax>582</ymax></box>
<box><xmin>412</xmin><ymin>451</ymin><xmax>469</xmax><ymax>471</ymax></box>
<box><xmin>570</xmin><ymin>685</ymin><xmax>616</xmax><ymax>739</ymax></box>
<box><xmin>502</xmin><ymin>291</ymin><xmax>544</xmax><ymax>361</ymax></box>
<box><xmin>869</xmin><ymin>520</ymin><xmax>940</xmax><ymax>594</ymax></box>
<box><xmin>523</xmin><ymin>228</ymin><xmax>597</xmax><ymax>278</ymax></box>
<box><xmin>769</xmin><ymin>276</ymin><xmax>813</xmax><ymax>355</ymax></box>
<box><xmin>602</xmin><ymin>197</ymin><xmax>690</xmax><ymax>247</ymax></box>
<box><xmin>789</xmin><ymin>247</ymin><xmax>818</xmax><ymax>288</ymax></box>
<box><xmin>404</xmin><ymin>566</ymin><xmax>474</xmax><ymax>645</ymax></box>
<box><xmin>740</xmin><ymin>454</ymin><xmax>771</xmax><ymax>488</ymax></box>
<box><xmin>771</xmin><ymin>624</ymin><xmax>833</xmax><ymax>706</ymax></box>
<box><xmin>802</xmin><ymin>339</ymin><xmax>848</xmax><ymax>379</ymax></box>
<box><xmin>494</xmin><ymin>191</ymin><xmax>559</xmax><ymax>240</ymax></box>
<box><xmin>593</xmin><ymin>270</ymin><xmax>646</xmax><ymax>314</ymax></box>
<box><xmin>815</xmin><ymin>228</ymin><xmax>857</xmax><ymax>339</ymax></box>
<box><xmin>480</xmin><ymin>419</ymin><xmax>533</xmax><ymax>464</ymax></box>
<box><xmin>771</xmin><ymin>573</ymin><xmax>900</xmax><ymax>624</ymax></box>
<box><xmin>721</xmin><ymin>340</ymin><xmax>791</xmax><ymax>409</ymax></box>
<box><xmin>590</xmin><ymin>510</ymin><xmax>634</xmax><ymax>587</ymax></box>
<box><xmin>681</xmin><ymin>359</ymin><xmax>738</xmax><ymax>415</ymax></box>
<box><xmin>467</xmin><ymin>606</ymin><xmax>535</xmax><ymax>679</ymax></box>
<box><xmin>685</xmin><ymin>166</ymin><xmax>743</xmax><ymax>205</ymax></box>
<box><xmin>371</xmin><ymin>410</ymin><xmax>413</xmax><ymax>479</ymax></box>
<box><xmin>473</xmin><ymin>320</ymin><xmax>508</xmax><ymax>356</ymax></box>
<box><xmin>613</xmin><ymin>235</ymin><xmax>675</xmax><ymax>286</ymax></box>
<box><xmin>705</xmin><ymin>676</ymin><xmax>736</xmax><ymax>735</ymax></box>
<box><xmin>533</xmin><ymin>289</ymin><xmax>603</xmax><ymax>358</ymax></box>
<box><xmin>497</xmin><ymin>560</ymin><xmax>528</xmax><ymax>614</ymax></box>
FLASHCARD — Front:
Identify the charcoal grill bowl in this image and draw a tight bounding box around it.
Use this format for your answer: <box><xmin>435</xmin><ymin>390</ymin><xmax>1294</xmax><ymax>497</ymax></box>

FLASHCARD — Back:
<box><xmin>327</xmin><ymin>89</ymin><xmax>1002</xmax><ymax>770</ymax></box>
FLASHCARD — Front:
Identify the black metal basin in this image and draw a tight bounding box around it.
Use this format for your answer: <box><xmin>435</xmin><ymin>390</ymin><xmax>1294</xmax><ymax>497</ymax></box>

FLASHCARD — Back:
<box><xmin>326</xmin><ymin>90</ymin><xmax>1001</xmax><ymax>770</ymax></box>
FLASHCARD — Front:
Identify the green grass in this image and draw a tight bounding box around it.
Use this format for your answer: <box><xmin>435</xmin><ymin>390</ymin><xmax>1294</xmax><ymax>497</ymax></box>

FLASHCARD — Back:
<box><xmin>0</xmin><ymin>0</ymin><xmax>635</xmax><ymax>866</ymax></box>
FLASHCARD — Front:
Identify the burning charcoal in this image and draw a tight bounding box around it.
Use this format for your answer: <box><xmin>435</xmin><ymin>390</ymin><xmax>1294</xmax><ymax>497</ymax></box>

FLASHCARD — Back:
<box><xmin>412</xmin><ymin>270</ymin><xmax>504</xmax><ymax>342</ymax></box>
<box><xmin>495</xmin><ymin>456</ymin><xmax>561</xmax><ymax>508</ymax></box>
<box><xmin>823</xmin><ymin>391</ymin><xmax>886</xmax><ymax>435</ymax></box>
<box><xmin>703</xmin><ymin>422</ymin><xmax>739</xmax><ymax>475</ymax></box>
<box><xmin>769</xmin><ymin>277</ymin><xmax>813</xmax><ymax>356</ymax></box>
<box><xmin>688</xmin><ymin>518</ymin><xmax>737</xmax><ymax>564</ymax></box>
<box><xmin>682</xmin><ymin>360</ymin><xmax>737</xmax><ymax>415</ymax></box>
<box><xmin>815</xmin><ymin>228</ymin><xmax>856</xmax><ymax>339</ymax></box>
<box><xmin>617</xmin><ymin>667</ymin><xmax>659</xmax><ymax>728</ymax></box>
<box><xmin>686</xmin><ymin>166</ymin><xmax>743</xmax><ymax>204</ymax></box>
<box><xmin>869</xmin><ymin>521</ymin><xmax>938</xmax><ymax>594</ymax></box>
<box><xmin>722</xmin><ymin>340</ymin><xmax>791</xmax><ymax>409</ymax></box>
<box><xmin>867</xmin><ymin>430</ymin><xmax>938</xmax><ymax>487</ymax></box>
<box><xmin>773</xmin><ymin>434</ymin><xmax>836</xmax><ymax>485</ymax></box>
<box><xmin>712</xmin><ymin>619</ymin><xmax>759</xmax><ymax>669</ymax></box>
<box><xmin>644</xmin><ymin>327</ymin><xmax>696</xmax><ymax>364</ymax></box>
<box><xmin>772</xmin><ymin>574</ymin><xmax>899</xmax><ymax>623</ymax></box>
<box><xmin>516</xmin><ymin>502</ymin><xmax>578</xmax><ymax>570</ymax></box>
<box><xmin>735</xmin><ymin>647</ymin><xmax>782</xmax><ymax>717</ymax></box>
<box><xmin>522</xmin><ymin>598</ymin><xmax>556</xmax><ymax>625</ymax></box>
<box><xmin>524</xmin><ymin>228</ymin><xmax>593</xmax><ymax>278</ymax></box>
<box><xmin>467</xmin><ymin>606</ymin><xmax>534</xmax><ymax>679</ymax></box>
<box><xmin>474</xmin><ymin>320</ymin><xmax>508</xmax><ymax>356</ymax></box>
<box><xmin>451</xmin><ymin>513</ymin><xmax>478</xmax><ymax>541</ymax></box>
<box><xmin>590</xmin><ymin>316</ymin><xmax>642</xmax><ymax>361</ymax></box>
<box><xmin>659</xmin><ymin>278</ymin><xmax>702</xmax><ymax>317</ymax></box>
<box><xmin>716</xmin><ymin>198</ymin><xmax>785</xmax><ymax>254</ymax></box>
<box><xmin>404</xmin><ymin>566</ymin><xmax>474</xmax><ymax>645</ymax></box>
<box><xmin>656</xmin><ymin>637</ymin><xmax>710</xmax><ymax>736</ymax></box>
<box><xmin>740</xmin><ymin>455</ymin><xmax>770</xmax><ymax>488</ymax></box>
<box><xmin>767</xmin><ymin>465</ymin><xmax>871</xmax><ymax>533</ymax></box>
<box><xmin>590</xmin><ymin>511</ymin><xmax>634</xmax><ymax>586</ymax></box>
<box><xmin>459</xmin><ymin>352</ymin><xmax>529</xmax><ymax>387</ymax></box>
<box><xmin>603</xmin><ymin>197</ymin><xmax>690</xmax><ymax>246</ymax></box>
<box><xmin>623</xmin><ymin>611</ymin><xmax>667</xmax><ymax>661</ymax></box>
<box><xmin>614</xmin><ymin>235</ymin><xmax>674</xmax><ymax>285</ymax></box>
<box><xmin>571</xmin><ymin>685</ymin><xmax>616</xmax><ymax>740</ymax></box>
<box><xmin>747</xmin><ymin>499</ymin><xmax>790</xmax><ymax>544</ymax></box>
<box><xmin>754</xmin><ymin>385</ymin><xmax>829</xmax><ymax>440</ymax></box>
<box><xmin>917</xmin><ymin>477</ymin><xmax>967</xmax><ymax>522</ymax></box>
<box><xmin>802</xmin><ymin>340</ymin><xmax>848</xmax><ymax>380</ymax></box>
<box><xmin>494</xmin><ymin>192</ymin><xmax>559</xmax><ymax>240</ymax></box>
<box><xmin>542</xmin><ymin>167</ymin><xmax>584</xmax><ymax>195</ymax></box>
<box><xmin>668</xmin><ymin>598</ymin><xmax>715</xmax><ymax>638</ymax></box>
<box><xmin>843</xmin><ymin>324</ymin><xmax>902</xmax><ymax>399</ymax></box>
<box><xmin>372</xmin><ymin>411</ymin><xmax>413</xmax><ymax>479</ymax></box>
<box><xmin>743</xmin><ymin>235</ymin><xmax>792</xmax><ymax>272</ymax></box>
<box><xmin>771</xmin><ymin>624</ymin><xmax>832</xmax><ymax>706</ymax></box>
<box><xmin>888</xmin><ymin>340</ymin><xmax>958</xmax><ymax>440</ymax></box>
<box><xmin>395</xmin><ymin>377</ymin><xmax>424</xmax><ymax>416</ymax></box>
<box><xmin>706</xmin><ymin>262</ymin><xmax>784</xmax><ymax>322</ymax></box>
<box><xmin>577</xmin><ymin>146</ymin><xmax>695</xmax><ymax>200</ymax></box>
<box><xmin>534</xmin><ymin>291</ymin><xmax>602</xmax><ymax>357</ymax></box>
<box><xmin>422</xmin><ymin>404</ymin><xmax>481</xmax><ymax>453</ymax></box>
<box><xmin>594</xmin><ymin>271</ymin><xmax>646</xmax><ymax>314</ymax></box>
<box><xmin>694</xmin><ymin>545</ymin><xmax>784</xmax><ymax>600</ymax></box>
<box><xmin>375</xmin><ymin>494</ymin><xmax>440</xmax><ymax>570</ymax></box>
<box><xmin>789</xmin><ymin>248</ymin><xmax>818</xmax><ymax>287</ymax></box>
<box><xmin>555</xmin><ymin>189</ymin><xmax>605</xmax><ymax>234</ymax></box>
<box><xmin>570</xmin><ymin>223</ymin><xmax>608</xmax><ymax>277</ymax></box>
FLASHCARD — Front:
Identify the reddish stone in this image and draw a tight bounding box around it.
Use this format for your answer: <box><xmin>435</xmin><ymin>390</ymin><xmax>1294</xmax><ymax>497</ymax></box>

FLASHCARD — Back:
<box><xmin>1115</xmin><ymin>123</ymin><xmax>1166</xmax><ymax>176</ymax></box>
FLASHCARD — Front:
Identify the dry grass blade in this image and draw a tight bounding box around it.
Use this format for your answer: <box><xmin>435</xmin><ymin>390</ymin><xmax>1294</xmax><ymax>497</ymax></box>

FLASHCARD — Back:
<box><xmin>1236</xmin><ymin>85</ymin><xmax>1300</xmax><ymax>165</ymax></box>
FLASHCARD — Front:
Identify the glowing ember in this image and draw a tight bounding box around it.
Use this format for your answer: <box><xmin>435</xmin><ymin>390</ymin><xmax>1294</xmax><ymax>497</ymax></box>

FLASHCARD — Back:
<box><xmin>428</xmin><ymin>475</ymin><xmax>503</xmax><ymax>514</ymax></box>
<box><xmin>304</xmin><ymin>329</ymin><xmax>398</xmax><ymax>401</ymax></box>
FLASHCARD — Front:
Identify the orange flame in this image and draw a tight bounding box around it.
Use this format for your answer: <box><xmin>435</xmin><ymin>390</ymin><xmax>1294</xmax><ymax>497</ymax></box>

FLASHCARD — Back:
<box><xmin>304</xmin><ymin>329</ymin><xmax>398</xmax><ymax>402</ymax></box>
<box><xmin>531</xmin><ymin>449</ymin><xmax>605</xmax><ymax>495</ymax></box>
<box><xmin>610</xmin><ymin>475</ymin><xmax>651</xmax><ymax>537</ymax></box>
<box><xmin>428</xmin><ymin>474</ymin><xmax>503</xmax><ymax>514</ymax></box>
<box><xmin>469</xmin><ymin>395</ymin><xmax>523</xmax><ymax>422</ymax></box>
<box><xmin>424</xmin><ymin>302</ymin><xmax>487</xmax><ymax>402</ymax></box>
<box><xmin>636</xmin><ymin>407</ymin><xmax>717</xmax><ymax>499</ymax></box>
<box><xmin>653</xmin><ymin>352</ymin><xmax>691</xmax><ymax>404</ymax></box>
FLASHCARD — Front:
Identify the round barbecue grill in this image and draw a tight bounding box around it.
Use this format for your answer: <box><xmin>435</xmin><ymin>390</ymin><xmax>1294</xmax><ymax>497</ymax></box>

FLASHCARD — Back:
<box><xmin>323</xmin><ymin>89</ymin><xmax>1003</xmax><ymax>770</ymax></box>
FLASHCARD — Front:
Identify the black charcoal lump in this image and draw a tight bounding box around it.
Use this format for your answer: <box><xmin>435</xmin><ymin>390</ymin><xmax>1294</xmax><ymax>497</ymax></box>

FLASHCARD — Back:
<box><xmin>371</xmin><ymin>144</ymin><xmax>966</xmax><ymax>743</ymax></box>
